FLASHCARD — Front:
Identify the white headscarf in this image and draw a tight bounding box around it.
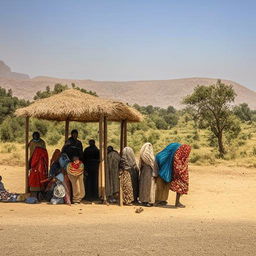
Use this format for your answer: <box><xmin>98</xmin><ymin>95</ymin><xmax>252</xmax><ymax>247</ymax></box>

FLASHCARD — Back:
<box><xmin>122</xmin><ymin>147</ymin><xmax>138</xmax><ymax>170</ymax></box>
<box><xmin>139</xmin><ymin>143</ymin><xmax>155</xmax><ymax>169</ymax></box>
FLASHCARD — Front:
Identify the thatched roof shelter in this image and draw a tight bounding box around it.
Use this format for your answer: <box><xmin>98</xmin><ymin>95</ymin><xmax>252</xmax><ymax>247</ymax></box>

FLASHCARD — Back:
<box><xmin>16</xmin><ymin>88</ymin><xmax>142</xmax><ymax>205</ymax></box>
<box><xmin>15</xmin><ymin>88</ymin><xmax>142</xmax><ymax>122</ymax></box>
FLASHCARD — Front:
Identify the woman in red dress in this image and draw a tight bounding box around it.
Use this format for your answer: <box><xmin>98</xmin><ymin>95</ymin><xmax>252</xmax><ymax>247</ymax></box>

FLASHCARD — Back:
<box><xmin>170</xmin><ymin>144</ymin><xmax>191</xmax><ymax>208</ymax></box>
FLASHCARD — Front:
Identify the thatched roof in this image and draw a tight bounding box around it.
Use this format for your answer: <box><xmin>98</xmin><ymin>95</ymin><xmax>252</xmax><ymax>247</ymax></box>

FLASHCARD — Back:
<box><xmin>15</xmin><ymin>89</ymin><xmax>143</xmax><ymax>122</ymax></box>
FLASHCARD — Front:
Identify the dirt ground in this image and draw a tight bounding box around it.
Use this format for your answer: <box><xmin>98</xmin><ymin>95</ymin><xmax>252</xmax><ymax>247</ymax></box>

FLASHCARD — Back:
<box><xmin>0</xmin><ymin>164</ymin><xmax>256</xmax><ymax>256</ymax></box>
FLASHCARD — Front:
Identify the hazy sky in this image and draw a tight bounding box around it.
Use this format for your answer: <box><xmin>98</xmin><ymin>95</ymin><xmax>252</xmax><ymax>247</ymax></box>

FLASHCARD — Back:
<box><xmin>0</xmin><ymin>0</ymin><xmax>256</xmax><ymax>90</ymax></box>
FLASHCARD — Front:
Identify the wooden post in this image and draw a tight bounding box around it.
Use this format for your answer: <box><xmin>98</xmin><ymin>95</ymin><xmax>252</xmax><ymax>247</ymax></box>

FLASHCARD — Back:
<box><xmin>25</xmin><ymin>116</ymin><xmax>29</xmax><ymax>193</ymax></box>
<box><xmin>119</xmin><ymin>120</ymin><xmax>125</xmax><ymax>206</ymax></box>
<box><xmin>124</xmin><ymin>120</ymin><xmax>127</xmax><ymax>147</ymax></box>
<box><xmin>65</xmin><ymin>120</ymin><xmax>69</xmax><ymax>142</ymax></box>
<box><xmin>120</xmin><ymin>121</ymin><xmax>124</xmax><ymax>155</ymax></box>
<box><xmin>103</xmin><ymin>116</ymin><xmax>107</xmax><ymax>202</ymax></box>
<box><xmin>98</xmin><ymin>116</ymin><xmax>104</xmax><ymax>198</ymax></box>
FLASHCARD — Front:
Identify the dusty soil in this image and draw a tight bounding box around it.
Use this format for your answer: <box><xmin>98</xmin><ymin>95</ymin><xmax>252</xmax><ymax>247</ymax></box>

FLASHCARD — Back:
<box><xmin>0</xmin><ymin>164</ymin><xmax>256</xmax><ymax>256</ymax></box>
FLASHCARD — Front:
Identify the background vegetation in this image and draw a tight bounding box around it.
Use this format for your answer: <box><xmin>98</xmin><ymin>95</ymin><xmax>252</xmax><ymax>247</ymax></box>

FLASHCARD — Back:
<box><xmin>0</xmin><ymin>81</ymin><xmax>255</xmax><ymax>167</ymax></box>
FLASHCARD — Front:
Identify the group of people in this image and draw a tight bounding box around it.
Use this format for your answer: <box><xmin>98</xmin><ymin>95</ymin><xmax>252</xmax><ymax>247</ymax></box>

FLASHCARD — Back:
<box><xmin>0</xmin><ymin>129</ymin><xmax>191</xmax><ymax>208</ymax></box>
<box><xmin>107</xmin><ymin>142</ymin><xmax>191</xmax><ymax>207</ymax></box>
<box><xmin>28</xmin><ymin>129</ymin><xmax>100</xmax><ymax>204</ymax></box>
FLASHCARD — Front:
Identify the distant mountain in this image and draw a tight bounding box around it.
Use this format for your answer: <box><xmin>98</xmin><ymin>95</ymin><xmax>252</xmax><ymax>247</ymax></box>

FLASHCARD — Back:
<box><xmin>0</xmin><ymin>60</ymin><xmax>30</xmax><ymax>80</ymax></box>
<box><xmin>0</xmin><ymin>61</ymin><xmax>255</xmax><ymax>109</ymax></box>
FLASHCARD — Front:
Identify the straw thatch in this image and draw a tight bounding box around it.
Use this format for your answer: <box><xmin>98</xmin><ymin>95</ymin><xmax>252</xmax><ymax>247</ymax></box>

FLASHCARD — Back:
<box><xmin>15</xmin><ymin>89</ymin><xmax>143</xmax><ymax>122</ymax></box>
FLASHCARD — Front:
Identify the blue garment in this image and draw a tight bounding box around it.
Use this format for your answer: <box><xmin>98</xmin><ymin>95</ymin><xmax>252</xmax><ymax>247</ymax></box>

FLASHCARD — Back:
<box><xmin>59</xmin><ymin>153</ymin><xmax>70</xmax><ymax>169</ymax></box>
<box><xmin>156</xmin><ymin>143</ymin><xmax>181</xmax><ymax>182</ymax></box>
<box><xmin>49</xmin><ymin>162</ymin><xmax>61</xmax><ymax>177</ymax></box>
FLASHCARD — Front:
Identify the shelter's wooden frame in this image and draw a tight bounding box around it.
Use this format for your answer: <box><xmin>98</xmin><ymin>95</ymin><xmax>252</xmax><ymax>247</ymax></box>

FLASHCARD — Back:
<box><xmin>24</xmin><ymin>116</ymin><xmax>128</xmax><ymax>205</ymax></box>
<box><xmin>19</xmin><ymin>89</ymin><xmax>140</xmax><ymax>205</ymax></box>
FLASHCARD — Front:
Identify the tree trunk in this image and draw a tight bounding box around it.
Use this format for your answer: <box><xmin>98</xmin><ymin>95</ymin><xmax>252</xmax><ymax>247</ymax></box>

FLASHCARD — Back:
<box><xmin>217</xmin><ymin>131</ymin><xmax>225</xmax><ymax>157</ymax></box>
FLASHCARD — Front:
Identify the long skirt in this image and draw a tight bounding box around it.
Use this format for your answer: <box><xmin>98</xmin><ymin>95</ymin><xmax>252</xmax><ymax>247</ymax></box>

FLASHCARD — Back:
<box><xmin>155</xmin><ymin>177</ymin><xmax>170</xmax><ymax>202</ymax></box>
<box><xmin>139</xmin><ymin>164</ymin><xmax>156</xmax><ymax>204</ymax></box>
<box><xmin>68</xmin><ymin>173</ymin><xmax>85</xmax><ymax>203</ymax></box>
<box><xmin>170</xmin><ymin>144</ymin><xmax>191</xmax><ymax>194</ymax></box>
<box><xmin>129</xmin><ymin>167</ymin><xmax>139</xmax><ymax>201</ymax></box>
<box><xmin>121</xmin><ymin>170</ymin><xmax>134</xmax><ymax>205</ymax></box>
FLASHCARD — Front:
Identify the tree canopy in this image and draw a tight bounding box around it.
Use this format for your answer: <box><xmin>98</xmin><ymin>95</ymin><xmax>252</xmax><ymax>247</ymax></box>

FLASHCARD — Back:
<box><xmin>183</xmin><ymin>80</ymin><xmax>240</xmax><ymax>156</ymax></box>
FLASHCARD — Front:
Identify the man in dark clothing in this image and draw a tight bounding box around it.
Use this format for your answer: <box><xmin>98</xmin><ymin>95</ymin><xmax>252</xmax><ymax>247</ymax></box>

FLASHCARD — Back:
<box><xmin>83</xmin><ymin>139</ymin><xmax>100</xmax><ymax>201</ymax></box>
<box><xmin>62</xmin><ymin>129</ymin><xmax>83</xmax><ymax>160</ymax></box>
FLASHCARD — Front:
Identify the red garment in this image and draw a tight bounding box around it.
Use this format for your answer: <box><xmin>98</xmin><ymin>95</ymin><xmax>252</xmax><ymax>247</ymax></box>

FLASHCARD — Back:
<box><xmin>66</xmin><ymin>160</ymin><xmax>84</xmax><ymax>176</ymax></box>
<box><xmin>29</xmin><ymin>147</ymin><xmax>49</xmax><ymax>191</ymax></box>
<box><xmin>170</xmin><ymin>144</ymin><xmax>191</xmax><ymax>194</ymax></box>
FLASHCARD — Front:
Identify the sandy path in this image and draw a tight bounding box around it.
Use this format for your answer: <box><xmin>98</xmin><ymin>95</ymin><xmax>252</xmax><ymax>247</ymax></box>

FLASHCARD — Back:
<box><xmin>0</xmin><ymin>165</ymin><xmax>256</xmax><ymax>255</ymax></box>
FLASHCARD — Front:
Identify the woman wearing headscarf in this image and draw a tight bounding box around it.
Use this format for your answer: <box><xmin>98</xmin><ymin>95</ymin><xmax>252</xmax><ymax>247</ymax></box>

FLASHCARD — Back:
<box><xmin>119</xmin><ymin>147</ymin><xmax>139</xmax><ymax>205</ymax></box>
<box><xmin>170</xmin><ymin>144</ymin><xmax>191</xmax><ymax>207</ymax></box>
<box><xmin>29</xmin><ymin>147</ymin><xmax>49</xmax><ymax>199</ymax></box>
<box><xmin>155</xmin><ymin>143</ymin><xmax>181</xmax><ymax>205</ymax></box>
<box><xmin>139</xmin><ymin>143</ymin><xmax>158</xmax><ymax>207</ymax></box>
<box><xmin>106</xmin><ymin>146</ymin><xmax>121</xmax><ymax>203</ymax></box>
<box><xmin>28</xmin><ymin>131</ymin><xmax>46</xmax><ymax>159</ymax></box>
<box><xmin>66</xmin><ymin>153</ymin><xmax>85</xmax><ymax>204</ymax></box>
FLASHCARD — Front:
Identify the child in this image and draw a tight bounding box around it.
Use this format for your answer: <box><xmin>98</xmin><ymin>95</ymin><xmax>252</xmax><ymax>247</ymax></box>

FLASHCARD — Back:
<box><xmin>66</xmin><ymin>155</ymin><xmax>85</xmax><ymax>204</ymax></box>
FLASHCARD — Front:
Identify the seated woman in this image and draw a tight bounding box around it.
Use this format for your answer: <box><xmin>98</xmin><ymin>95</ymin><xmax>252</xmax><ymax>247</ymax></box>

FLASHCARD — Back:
<box><xmin>0</xmin><ymin>175</ymin><xmax>26</xmax><ymax>202</ymax></box>
<box><xmin>139</xmin><ymin>143</ymin><xmax>158</xmax><ymax>207</ymax></box>
<box><xmin>119</xmin><ymin>147</ymin><xmax>139</xmax><ymax>205</ymax></box>
<box><xmin>66</xmin><ymin>153</ymin><xmax>85</xmax><ymax>204</ymax></box>
<box><xmin>45</xmin><ymin>149</ymin><xmax>71</xmax><ymax>205</ymax></box>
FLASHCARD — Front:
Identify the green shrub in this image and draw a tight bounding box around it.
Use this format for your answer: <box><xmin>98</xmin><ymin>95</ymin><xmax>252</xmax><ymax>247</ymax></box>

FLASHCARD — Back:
<box><xmin>252</xmin><ymin>147</ymin><xmax>256</xmax><ymax>156</ymax></box>
<box><xmin>47</xmin><ymin>131</ymin><xmax>61</xmax><ymax>145</ymax></box>
<box><xmin>192</xmin><ymin>143</ymin><xmax>200</xmax><ymax>149</ymax></box>
<box><xmin>190</xmin><ymin>153</ymin><xmax>201</xmax><ymax>163</ymax></box>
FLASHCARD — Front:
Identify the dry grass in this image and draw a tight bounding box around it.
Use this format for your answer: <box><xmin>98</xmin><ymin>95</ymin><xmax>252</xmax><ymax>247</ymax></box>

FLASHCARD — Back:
<box><xmin>15</xmin><ymin>89</ymin><xmax>143</xmax><ymax>122</ymax></box>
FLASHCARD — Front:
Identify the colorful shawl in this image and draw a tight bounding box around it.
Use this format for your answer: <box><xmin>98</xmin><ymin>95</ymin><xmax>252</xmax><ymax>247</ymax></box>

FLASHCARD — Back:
<box><xmin>29</xmin><ymin>147</ymin><xmax>49</xmax><ymax>191</ymax></box>
<box><xmin>170</xmin><ymin>144</ymin><xmax>191</xmax><ymax>194</ymax></box>
<box><xmin>155</xmin><ymin>143</ymin><xmax>181</xmax><ymax>183</ymax></box>
<box><xmin>66</xmin><ymin>160</ymin><xmax>84</xmax><ymax>176</ymax></box>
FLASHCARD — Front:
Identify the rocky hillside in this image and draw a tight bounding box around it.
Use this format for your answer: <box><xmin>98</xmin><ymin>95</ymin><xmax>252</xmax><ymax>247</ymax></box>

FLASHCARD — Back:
<box><xmin>0</xmin><ymin>61</ymin><xmax>29</xmax><ymax>80</ymax></box>
<box><xmin>0</xmin><ymin>61</ymin><xmax>256</xmax><ymax>109</ymax></box>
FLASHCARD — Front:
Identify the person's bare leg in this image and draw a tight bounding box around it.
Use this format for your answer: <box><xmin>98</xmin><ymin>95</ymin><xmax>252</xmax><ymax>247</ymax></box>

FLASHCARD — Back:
<box><xmin>175</xmin><ymin>193</ymin><xmax>185</xmax><ymax>208</ymax></box>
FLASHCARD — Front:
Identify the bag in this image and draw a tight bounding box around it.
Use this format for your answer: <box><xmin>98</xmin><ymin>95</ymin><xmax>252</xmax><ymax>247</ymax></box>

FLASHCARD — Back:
<box><xmin>53</xmin><ymin>183</ymin><xmax>66</xmax><ymax>198</ymax></box>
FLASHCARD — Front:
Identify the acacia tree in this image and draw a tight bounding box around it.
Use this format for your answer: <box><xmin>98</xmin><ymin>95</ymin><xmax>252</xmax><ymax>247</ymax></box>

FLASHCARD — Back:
<box><xmin>183</xmin><ymin>80</ymin><xmax>240</xmax><ymax>157</ymax></box>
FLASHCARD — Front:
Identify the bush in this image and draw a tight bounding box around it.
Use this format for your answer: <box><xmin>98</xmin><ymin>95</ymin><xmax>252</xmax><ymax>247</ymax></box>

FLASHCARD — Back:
<box><xmin>31</xmin><ymin>119</ymin><xmax>48</xmax><ymax>136</ymax></box>
<box><xmin>47</xmin><ymin>131</ymin><xmax>61</xmax><ymax>145</ymax></box>
<box><xmin>192</xmin><ymin>143</ymin><xmax>200</xmax><ymax>149</ymax></box>
<box><xmin>0</xmin><ymin>117</ymin><xmax>24</xmax><ymax>142</ymax></box>
<box><xmin>190</xmin><ymin>153</ymin><xmax>201</xmax><ymax>163</ymax></box>
<box><xmin>147</xmin><ymin>131</ymin><xmax>160</xmax><ymax>144</ymax></box>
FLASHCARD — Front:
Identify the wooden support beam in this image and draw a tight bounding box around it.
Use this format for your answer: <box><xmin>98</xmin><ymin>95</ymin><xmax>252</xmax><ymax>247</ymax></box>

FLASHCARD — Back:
<box><xmin>25</xmin><ymin>116</ymin><xmax>29</xmax><ymax>193</ymax></box>
<box><xmin>123</xmin><ymin>120</ymin><xmax>127</xmax><ymax>147</ymax></box>
<box><xmin>120</xmin><ymin>121</ymin><xmax>124</xmax><ymax>155</ymax></box>
<box><xmin>65</xmin><ymin>120</ymin><xmax>69</xmax><ymax>142</ymax></box>
<box><xmin>103</xmin><ymin>116</ymin><xmax>107</xmax><ymax>202</ymax></box>
<box><xmin>119</xmin><ymin>120</ymin><xmax>125</xmax><ymax>206</ymax></box>
<box><xmin>98</xmin><ymin>116</ymin><xmax>104</xmax><ymax>199</ymax></box>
